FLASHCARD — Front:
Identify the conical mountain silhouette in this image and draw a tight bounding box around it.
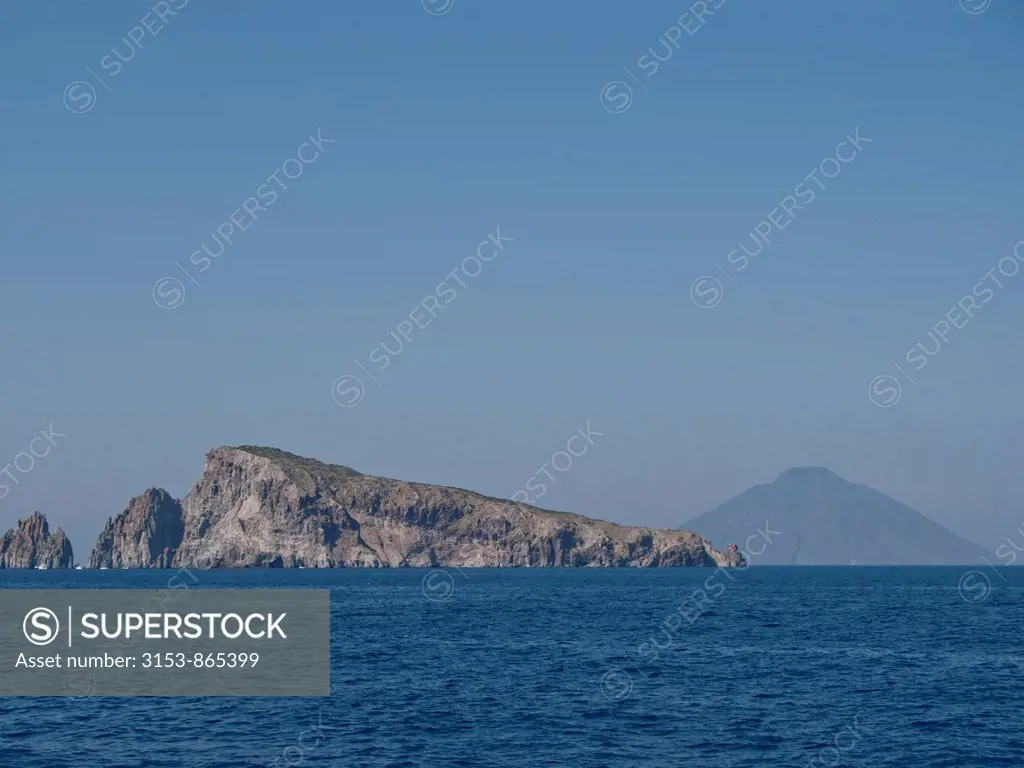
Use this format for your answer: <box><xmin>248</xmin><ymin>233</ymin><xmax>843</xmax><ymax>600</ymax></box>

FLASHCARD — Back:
<box><xmin>680</xmin><ymin>467</ymin><xmax>993</xmax><ymax>565</ymax></box>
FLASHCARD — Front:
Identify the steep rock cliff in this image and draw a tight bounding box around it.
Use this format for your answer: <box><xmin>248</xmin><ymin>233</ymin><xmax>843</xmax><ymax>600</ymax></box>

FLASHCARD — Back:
<box><xmin>0</xmin><ymin>512</ymin><xmax>74</xmax><ymax>568</ymax></box>
<box><xmin>89</xmin><ymin>488</ymin><xmax>184</xmax><ymax>568</ymax></box>
<box><xmin>91</xmin><ymin>446</ymin><xmax>745</xmax><ymax>569</ymax></box>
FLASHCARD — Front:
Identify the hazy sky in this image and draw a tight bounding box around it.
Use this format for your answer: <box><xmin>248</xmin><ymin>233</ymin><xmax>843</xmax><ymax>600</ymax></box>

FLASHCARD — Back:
<box><xmin>1</xmin><ymin>0</ymin><xmax>1022</xmax><ymax>556</ymax></box>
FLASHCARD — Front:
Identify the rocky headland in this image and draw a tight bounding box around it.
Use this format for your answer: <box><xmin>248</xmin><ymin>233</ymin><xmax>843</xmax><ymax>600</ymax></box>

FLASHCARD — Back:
<box><xmin>88</xmin><ymin>445</ymin><xmax>744</xmax><ymax>569</ymax></box>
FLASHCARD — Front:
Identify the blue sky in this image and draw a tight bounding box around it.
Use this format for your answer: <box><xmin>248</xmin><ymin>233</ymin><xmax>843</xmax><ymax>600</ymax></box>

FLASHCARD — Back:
<box><xmin>1</xmin><ymin>0</ymin><xmax>1022</xmax><ymax>554</ymax></box>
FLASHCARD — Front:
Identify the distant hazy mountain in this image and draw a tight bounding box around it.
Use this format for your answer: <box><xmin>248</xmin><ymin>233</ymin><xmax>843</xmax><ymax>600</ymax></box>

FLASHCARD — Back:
<box><xmin>680</xmin><ymin>467</ymin><xmax>993</xmax><ymax>565</ymax></box>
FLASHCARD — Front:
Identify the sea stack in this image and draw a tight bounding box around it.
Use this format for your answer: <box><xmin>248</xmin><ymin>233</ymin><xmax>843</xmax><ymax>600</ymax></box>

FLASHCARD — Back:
<box><xmin>0</xmin><ymin>512</ymin><xmax>75</xmax><ymax>569</ymax></box>
<box><xmin>89</xmin><ymin>488</ymin><xmax>184</xmax><ymax>569</ymax></box>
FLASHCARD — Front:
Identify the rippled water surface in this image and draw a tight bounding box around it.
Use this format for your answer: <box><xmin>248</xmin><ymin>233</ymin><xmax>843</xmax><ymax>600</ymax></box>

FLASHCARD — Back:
<box><xmin>1</xmin><ymin>567</ymin><xmax>1022</xmax><ymax>767</ymax></box>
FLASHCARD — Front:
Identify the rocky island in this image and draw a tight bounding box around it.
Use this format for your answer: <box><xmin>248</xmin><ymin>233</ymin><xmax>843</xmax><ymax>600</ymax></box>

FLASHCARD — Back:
<box><xmin>0</xmin><ymin>511</ymin><xmax>75</xmax><ymax>569</ymax></box>
<box><xmin>89</xmin><ymin>445</ymin><xmax>744</xmax><ymax>569</ymax></box>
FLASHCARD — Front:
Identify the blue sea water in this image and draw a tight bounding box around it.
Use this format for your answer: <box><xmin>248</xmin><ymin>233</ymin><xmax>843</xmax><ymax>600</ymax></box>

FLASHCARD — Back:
<box><xmin>1</xmin><ymin>566</ymin><xmax>1021</xmax><ymax>767</ymax></box>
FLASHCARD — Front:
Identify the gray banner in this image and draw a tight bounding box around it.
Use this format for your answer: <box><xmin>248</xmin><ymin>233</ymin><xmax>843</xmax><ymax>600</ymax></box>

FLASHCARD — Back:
<box><xmin>0</xmin><ymin>589</ymin><xmax>329</xmax><ymax>696</ymax></box>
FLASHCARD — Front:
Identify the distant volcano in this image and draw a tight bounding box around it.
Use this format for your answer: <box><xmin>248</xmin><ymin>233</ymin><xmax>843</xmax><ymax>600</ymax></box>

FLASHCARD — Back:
<box><xmin>680</xmin><ymin>467</ymin><xmax>993</xmax><ymax>565</ymax></box>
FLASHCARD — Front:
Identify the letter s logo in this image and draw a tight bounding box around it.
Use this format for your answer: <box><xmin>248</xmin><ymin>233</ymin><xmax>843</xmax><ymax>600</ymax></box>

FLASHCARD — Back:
<box><xmin>152</xmin><ymin>277</ymin><xmax>185</xmax><ymax>310</ymax></box>
<box><xmin>690</xmin><ymin>276</ymin><xmax>723</xmax><ymax>309</ymax></box>
<box><xmin>599</xmin><ymin>81</ymin><xmax>633</xmax><ymax>114</ymax></box>
<box><xmin>63</xmin><ymin>81</ymin><xmax>97</xmax><ymax>114</ymax></box>
<box><xmin>868</xmin><ymin>375</ymin><xmax>901</xmax><ymax>408</ymax></box>
<box><xmin>23</xmin><ymin>608</ymin><xmax>60</xmax><ymax>646</ymax></box>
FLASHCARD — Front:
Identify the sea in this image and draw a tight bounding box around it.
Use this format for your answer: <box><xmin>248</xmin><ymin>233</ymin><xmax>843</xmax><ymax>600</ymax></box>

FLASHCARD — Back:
<box><xmin>0</xmin><ymin>566</ymin><xmax>1021</xmax><ymax>767</ymax></box>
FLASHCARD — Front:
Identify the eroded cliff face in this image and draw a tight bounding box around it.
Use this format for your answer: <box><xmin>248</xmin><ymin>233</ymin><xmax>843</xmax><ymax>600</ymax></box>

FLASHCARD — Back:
<box><xmin>0</xmin><ymin>512</ymin><xmax>74</xmax><ymax>568</ymax></box>
<box><xmin>89</xmin><ymin>489</ymin><xmax>184</xmax><ymax>568</ymax></box>
<box><xmin>90</xmin><ymin>446</ymin><xmax>746</xmax><ymax>569</ymax></box>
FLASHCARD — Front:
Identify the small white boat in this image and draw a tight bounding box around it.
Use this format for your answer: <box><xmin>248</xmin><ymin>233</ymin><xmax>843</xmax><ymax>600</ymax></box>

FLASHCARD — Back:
<box><xmin>75</xmin><ymin>565</ymin><xmax>83</xmax><ymax>570</ymax></box>
<box><xmin>99</xmin><ymin>566</ymin><xmax>109</xmax><ymax>570</ymax></box>
<box><xmin>35</xmin><ymin>565</ymin><xmax>48</xmax><ymax>570</ymax></box>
